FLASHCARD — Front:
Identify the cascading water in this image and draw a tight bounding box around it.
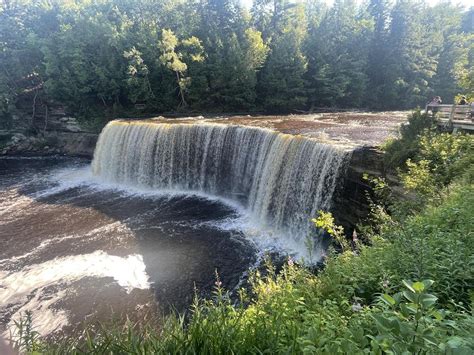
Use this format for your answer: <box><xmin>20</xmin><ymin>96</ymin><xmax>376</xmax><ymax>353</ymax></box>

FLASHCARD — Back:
<box><xmin>92</xmin><ymin>120</ymin><xmax>350</xmax><ymax>251</ymax></box>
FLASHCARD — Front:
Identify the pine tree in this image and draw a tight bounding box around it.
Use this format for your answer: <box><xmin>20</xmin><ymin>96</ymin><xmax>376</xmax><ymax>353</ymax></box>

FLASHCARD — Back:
<box><xmin>258</xmin><ymin>1</ymin><xmax>308</xmax><ymax>111</ymax></box>
<box><xmin>365</xmin><ymin>0</ymin><xmax>392</xmax><ymax>108</ymax></box>
<box><xmin>383</xmin><ymin>0</ymin><xmax>438</xmax><ymax>108</ymax></box>
<box><xmin>305</xmin><ymin>0</ymin><xmax>369</xmax><ymax>108</ymax></box>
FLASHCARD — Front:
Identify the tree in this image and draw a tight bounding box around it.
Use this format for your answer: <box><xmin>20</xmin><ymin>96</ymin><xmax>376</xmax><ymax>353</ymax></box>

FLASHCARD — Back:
<box><xmin>364</xmin><ymin>0</ymin><xmax>392</xmax><ymax>108</ymax></box>
<box><xmin>305</xmin><ymin>0</ymin><xmax>370</xmax><ymax>108</ymax></box>
<box><xmin>382</xmin><ymin>0</ymin><xmax>438</xmax><ymax>108</ymax></box>
<box><xmin>123</xmin><ymin>47</ymin><xmax>154</xmax><ymax>104</ymax></box>
<box><xmin>158</xmin><ymin>29</ymin><xmax>204</xmax><ymax>108</ymax></box>
<box><xmin>40</xmin><ymin>3</ymin><xmax>128</xmax><ymax>115</ymax></box>
<box><xmin>258</xmin><ymin>1</ymin><xmax>308</xmax><ymax>111</ymax></box>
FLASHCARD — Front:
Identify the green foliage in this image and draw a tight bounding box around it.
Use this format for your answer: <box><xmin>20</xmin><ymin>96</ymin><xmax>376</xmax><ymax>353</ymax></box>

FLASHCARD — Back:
<box><xmin>123</xmin><ymin>47</ymin><xmax>154</xmax><ymax>104</ymax></box>
<box><xmin>401</xmin><ymin>133</ymin><xmax>473</xmax><ymax>196</ymax></box>
<box><xmin>319</xmin><ymin>184</ymin><xmax>474</xmax><ymax>306</ymax></box>
<box><xmin>371</xmin><ymin>280</ymin><xmax>474</xmax><ymax>353</ymax></box>
<box><xmin>10</xmin><ymin>311</ymin><xmax>42</xmax><ymax>353</ymax></box>
<box><xmin>312</xmin><ymin>210</ymin><xmax>349</xmax><ymax>252</ymax></box>
<box><xmin>258</xmin><ymin>1</ymin><xmax>308</xmax><ymax>112</ymax></box>
<box><xmin>158</xmin><ymin>29</ymin><xmax>204</xmax><ymax>108</ymax></box>
<box><xmin>357</xmin><ymin>174</ymin><xmax>398</xmax><ymax>240</ymax></box>
<box><xmin>2</xmin><ymin>0</ymin><xmax>472</xmax><ymax>120</ymax></box>
<box><xmin>383</xmin><ymin>109</ymin><xmax>436</xmax><ymax>169</ymax></box>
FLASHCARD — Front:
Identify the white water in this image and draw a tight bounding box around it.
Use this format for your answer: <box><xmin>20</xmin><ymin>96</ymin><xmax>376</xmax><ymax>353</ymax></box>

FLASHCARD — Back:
<box><xmin>92</xmin><ymin>121</ymin><xmax>350</xmax><ymax>249</ymax></box>
<box><xmin>1</xmin><ymin>250</ymin><xmax>150</xmax><ymax>337</ymax></box>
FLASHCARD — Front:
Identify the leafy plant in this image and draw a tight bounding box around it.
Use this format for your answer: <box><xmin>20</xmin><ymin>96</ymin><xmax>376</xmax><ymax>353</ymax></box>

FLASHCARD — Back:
<box><xmin>312</xmin><ymin>210</ymin><xmax>349</xmax><ymax>252</ymax></box>
<box><xmin>383</xmin><ymin>110</ymin><xmax>436</xmax><ymax>169</ymax></box>
<box><xmin>373</xmin><ymin>279</ymin><xmax>474</xmax><ymax>354</ymax></box>
<box><xmin>10</xmin><ymin>311</ymin><xmax>41</xmax><ymax>353</ymax></box>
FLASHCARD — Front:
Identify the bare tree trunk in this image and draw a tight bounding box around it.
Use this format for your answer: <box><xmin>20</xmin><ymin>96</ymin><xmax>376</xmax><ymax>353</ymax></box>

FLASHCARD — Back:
<box><xmin>43</xmin><ymin>104</ymin><xmax>48</xmax><ymax>133</ymax></box>
<box><xmin>176</xmin><ymin>71</ymin><xmax>187</xmax><ymax>108</ymax></box>
<box><xmin>31</xmin><ymin>89</ymin><xmax>38</xmax><ymax>129</ymax></box>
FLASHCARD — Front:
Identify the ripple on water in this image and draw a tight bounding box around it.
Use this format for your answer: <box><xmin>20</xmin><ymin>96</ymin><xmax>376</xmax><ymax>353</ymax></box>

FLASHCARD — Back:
<box><xmin>0</xmin><ymin>157</ymin><xmax>257</xmax><ymax>337</ymax></box>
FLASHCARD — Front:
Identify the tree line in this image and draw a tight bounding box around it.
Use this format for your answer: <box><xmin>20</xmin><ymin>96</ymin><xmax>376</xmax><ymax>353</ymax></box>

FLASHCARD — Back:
<box><xmin>1</xmin><ymin>0</ymin><xmax>473</xmax><ymax>120</ymax></box>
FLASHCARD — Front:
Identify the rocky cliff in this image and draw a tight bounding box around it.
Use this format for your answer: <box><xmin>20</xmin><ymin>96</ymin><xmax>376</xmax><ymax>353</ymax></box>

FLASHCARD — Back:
<box><xmin>1</xmin><ymin>112</ymin><xmax>98</xmax><ymax>157</ymax></box>
<box><xmin>331</xmin><ymin>145</ymin><xmax>405</xmax><ymax>234</ymax></box>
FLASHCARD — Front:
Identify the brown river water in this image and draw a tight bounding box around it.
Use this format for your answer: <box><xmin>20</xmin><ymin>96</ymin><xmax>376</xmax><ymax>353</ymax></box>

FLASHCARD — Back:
<box><xmin>0</xmin><ymin>156</ymin><xmax>257</xmax><ymax>337</ymax></box>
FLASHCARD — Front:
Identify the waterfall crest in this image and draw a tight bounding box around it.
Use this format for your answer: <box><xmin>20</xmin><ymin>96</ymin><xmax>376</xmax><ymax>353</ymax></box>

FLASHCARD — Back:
<box><xmin>92</xmin><ymin>120</ymin><xmax>350</xmax><ymax>248</ymax></box>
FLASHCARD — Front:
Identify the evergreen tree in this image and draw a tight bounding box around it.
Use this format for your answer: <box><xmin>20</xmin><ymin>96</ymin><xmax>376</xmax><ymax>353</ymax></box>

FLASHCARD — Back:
<box><xmin>306</xmin><ymin>0</ymin><xmax>369</xmax><ymax>108</ymax></box>
<box><xmin>258</xmin><ymin>1</ymin><xmax>308</xmax><ymax>111</ymax></box>
<box><xmin>429</xmin><ymin>3</ymin><xmax>468</xmax><ymax>103</ymax></box>
<box><xmin>383</xmin><ymin>0</ymin><xmax>438</xmax><ymax>108</ymax></box>
<box><xmin>365</xmin><ymin>0</ymin><xmax>392</xmax><ymax>108</ymax></box>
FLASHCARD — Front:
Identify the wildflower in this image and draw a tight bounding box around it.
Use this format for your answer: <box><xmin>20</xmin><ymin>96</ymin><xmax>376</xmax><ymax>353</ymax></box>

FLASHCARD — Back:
<box><xmin>215</xmin><ymin>280</ymin><xmax>222</xmax><ymax>287</ymax></box>
<box><xmin>288</xmin><ymin>257</ymin><xmax>294</xmax><ymax>267</ymax></box>
<box><xmin>352</xmin><ymin>302</ymin><xmax>362</xmax><ymax>312</ymax></box>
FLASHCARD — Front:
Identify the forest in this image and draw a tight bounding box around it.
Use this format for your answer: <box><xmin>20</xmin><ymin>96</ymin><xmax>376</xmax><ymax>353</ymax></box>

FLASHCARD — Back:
<box><xmin>1</xmin><ymin>0</ymin><xmax>473</xmax><ymax>123</ymax></box>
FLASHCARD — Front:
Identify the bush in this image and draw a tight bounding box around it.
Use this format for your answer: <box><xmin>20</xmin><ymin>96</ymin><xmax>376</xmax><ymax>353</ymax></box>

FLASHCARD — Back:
<box><xmin>383</xmin><ymin>110</ymin><xmax>436</xmax><ymax>169</ymax></box>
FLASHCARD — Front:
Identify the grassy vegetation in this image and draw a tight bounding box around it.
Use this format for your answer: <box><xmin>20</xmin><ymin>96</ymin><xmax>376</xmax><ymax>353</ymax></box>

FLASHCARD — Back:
<box><xmin>11</xmin><ymin>112</ymin><xmax>474</xmax><ymax>354</ymax></box>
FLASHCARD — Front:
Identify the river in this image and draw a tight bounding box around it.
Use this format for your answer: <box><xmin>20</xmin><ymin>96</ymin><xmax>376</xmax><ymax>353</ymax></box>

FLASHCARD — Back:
<box><xmin>0</xmin><ymin>156</ymin><xmax>257</xmax><ymax>337</ymax></box>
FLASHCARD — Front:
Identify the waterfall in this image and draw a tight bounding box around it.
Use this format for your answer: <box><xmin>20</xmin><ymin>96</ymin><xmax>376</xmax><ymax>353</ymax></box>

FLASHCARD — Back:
<box><xmin>92</xmin><ymin>120</ymin><xmax>350</xmax><ymax>250</ymax></box>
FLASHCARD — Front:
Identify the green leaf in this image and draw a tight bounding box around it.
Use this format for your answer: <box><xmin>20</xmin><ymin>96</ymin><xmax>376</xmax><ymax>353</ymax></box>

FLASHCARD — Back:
<box><xmin>402</xmin><ymin>280</ymin><xmax>415</xmax><ymax>292</ymax></box>
<box><xmin>419</xmin><ymin>294</ymin><xmax>438</xmax><ymax>308</ymax></box>
<box><xmin>430</xmin><ymin>310</ymin><xmax>443</xmax><ymax>321</ymax></box>
<box><xmin>381</xmin><ymin>294</ymin><xmax>396</xmax><ymax>306</ymax></box>
<box><xmin>446</xmin><ymin>336</ymin><xmax>465</xmax><ymax>349</ymax></box>
<box><xmin>402</xmin><ymin>290</ymin><xmax>417</xmax><ymax>303</ymax></box>
<box><xmin>412</xmin><ymin>281</ymin><xmax>425</xmax><ymax>293</ymax></box>
<box><xmin>422</xmin><ymin>280</ymin><xmax>435</xmax><ymax>290</ymax></box>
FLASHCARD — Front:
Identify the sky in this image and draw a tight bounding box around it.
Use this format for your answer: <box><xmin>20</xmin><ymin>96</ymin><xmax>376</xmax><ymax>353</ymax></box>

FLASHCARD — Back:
<box><xmin>240</xmin><ymin>0</ymin><xmax>473</xmax><ymax>10</ymax></box>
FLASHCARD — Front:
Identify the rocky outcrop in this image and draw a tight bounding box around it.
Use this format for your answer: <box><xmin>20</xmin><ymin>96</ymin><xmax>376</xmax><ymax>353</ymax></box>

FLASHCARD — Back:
<box><xmin>44</xmin><ymin>131</ymin><xmax>98</xmax><ymax>157</ymax></box>
<box><xmin>1</xmin><ymin>113</ymin><xmax>98</xmax><ymax>158</ymax></box>
<box><xmin>1</xmin><ymin>130</ymin><xmax>98</xmax><ymax>157</ymax></box>
<box><xmin>331</xmin><ymin>146</ymin><xmax>399</xmax><ymax>233</ymax></box>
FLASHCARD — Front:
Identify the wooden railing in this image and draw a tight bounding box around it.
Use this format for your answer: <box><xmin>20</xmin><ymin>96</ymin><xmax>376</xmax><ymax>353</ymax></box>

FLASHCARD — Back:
<box><xmin>426</xmin><ymin>104</ymin><xmax>474</xmax><ymax>131</ymax></box>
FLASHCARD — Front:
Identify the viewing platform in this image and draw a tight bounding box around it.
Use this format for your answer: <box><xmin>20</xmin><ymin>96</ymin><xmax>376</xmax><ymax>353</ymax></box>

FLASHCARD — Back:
<box><xmin>426</xmin><ymin>104</ymin><xmax>474</xmax><ymax>131</ymax></box>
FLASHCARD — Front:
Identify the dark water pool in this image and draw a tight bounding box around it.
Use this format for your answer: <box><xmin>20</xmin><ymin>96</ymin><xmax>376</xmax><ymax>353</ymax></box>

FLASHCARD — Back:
<box><xmin>0</xmin><ymin>157</ymin><xmax>257</xmax><ymax>337</ymax></box>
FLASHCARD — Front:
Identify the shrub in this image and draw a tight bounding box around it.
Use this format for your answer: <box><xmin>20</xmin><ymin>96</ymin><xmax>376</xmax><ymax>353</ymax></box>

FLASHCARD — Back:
<box><xmin>400</xmin><ymin>133</ymin><xmax>473</xmax><ymax>197</ymax></box>
<box><xmin>383</xmin><ymin>110</ymin><xmax>436</xmax><ymax>169</ymax></box>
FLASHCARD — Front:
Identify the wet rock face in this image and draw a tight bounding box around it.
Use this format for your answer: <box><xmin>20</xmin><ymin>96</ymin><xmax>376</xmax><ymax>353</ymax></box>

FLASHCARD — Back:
<box><xmin>1</xmin><ymin>113</ymin><xmax>98</xmax><ymax>157</ymax></box>
<box><xmin>44</xmin><ymin>131</ymin><xmax>98</xmax><ymax>157</ymax></box>
<box><xmin>1</xmin><ymin>131</ymin><xmax>98</xmax><ymax>157</ymax></box>
<box><xmin>1</xmin><ymin>133</ymin><xmax>45</xmax><ymax>155</ymax></box>
<box><xmin>330</xmin><ymin>146</ymin><xmax>397</xmax><ymax>233</ymax></box>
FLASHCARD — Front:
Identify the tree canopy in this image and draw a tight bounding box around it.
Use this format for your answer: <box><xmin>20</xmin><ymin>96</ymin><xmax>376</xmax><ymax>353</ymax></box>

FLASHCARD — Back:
<box><xmin>0</xmin><ymin>0</ymin><xmax>473</xmax><ymax>120</ymax></box>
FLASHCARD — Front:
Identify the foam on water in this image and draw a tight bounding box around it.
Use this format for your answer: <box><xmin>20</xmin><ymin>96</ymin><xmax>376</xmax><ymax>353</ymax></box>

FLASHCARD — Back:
<box><xmin>1</xmin><ymin>250</ymin><xmax>150</xmax><ymax>337</ymax></box>
<box><xmin>44</xmin><ymin>165</ymin><xmax>317</xmax><ymax>259</ymax></box>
